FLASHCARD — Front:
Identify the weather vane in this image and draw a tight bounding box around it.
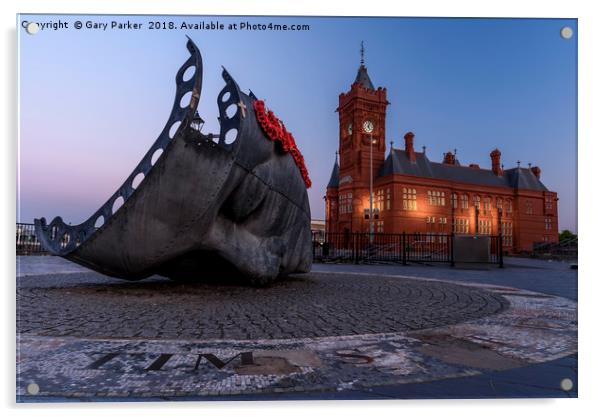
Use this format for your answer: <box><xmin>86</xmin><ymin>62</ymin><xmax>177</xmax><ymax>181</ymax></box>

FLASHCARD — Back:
<box><xmin>360</xmin><ymin>41</ymin><xmax>365</xmax><ymax>65</ymax></box>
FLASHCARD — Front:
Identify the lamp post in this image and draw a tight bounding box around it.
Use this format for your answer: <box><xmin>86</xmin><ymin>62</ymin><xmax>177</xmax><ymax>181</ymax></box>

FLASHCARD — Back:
<box><xmin>450</xmin><ymin>196</ymin><xmax>456</xmax><ymax>267</ymax></box>
<box><xmin>369</xmin><ymin>133</ymin><xmax>377</xmax><ymax>243</ymax></box>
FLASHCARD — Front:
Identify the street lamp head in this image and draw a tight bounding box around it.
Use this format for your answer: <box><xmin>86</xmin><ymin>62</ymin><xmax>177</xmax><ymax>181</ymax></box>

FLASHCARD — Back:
<box><xmin>191</xmin><ymin>111</ymin><xmax>205</xmax><ymax>131</ymax></box>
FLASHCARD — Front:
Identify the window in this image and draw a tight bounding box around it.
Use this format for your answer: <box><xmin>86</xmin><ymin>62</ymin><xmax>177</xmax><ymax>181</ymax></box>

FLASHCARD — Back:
<box><xmin>545</xmin><ymin>217</ymin><xmax>553</xmax><ymax>231</ymax></box>
<box><xmin>526</xmin><ymin>200</ymin><xmax>533</xmax><ymax>215</ymax></box>
<box><xmin>483</xmin><ymin>197</ymin><xmax>491</xmax><ymax>214</ymax></box>
<box><xmin>425</xmin><ymin>216</ymin><xmax>436</xmax><ymax>240</ymax></box>
<box><xmin>376</xmin><ymin>189</ymin><xmax>384</xmax><ymax>211</ymax></box>
<box><xmin>478</xmin><ymin>219</ymin><xmax>492</xmax><ymax>235</ymax></box>
<box><xmin>402</xmin><ymin>188</ymin><xmax>417</xmax><ymax>210</ymax></box>
<box><xmin>473</xmin><ymin>195</ymin><xmax>481</xmax><ymax>210</ymax></box>
<box><xmin>427</xmin><ymin>190</ymin><xmax>446</xmax><ymax>206</ymax></box>
<box><xmin>386</xmin><ymin>188</ymin><xmax>391</xmax><ymax>210</ymax></box>
<box><xmin>545</xmin><ymin>195</ymin><xmax>554</xmax><ymax>210</ymax></box>
<box><xmin>376</xmin><ymin>220</ymin><xmax>384</xmax><ymax>233</ymax></box>
<box><xmin>460</xmin><ymin>194</ymin><xmax>468</xmax><ymax>209</ymax></box>
<box><xmin>376</xmin><ymin>188</ymin><xmax>391</xmax><ymax>211</ymax></box>
<box><xmin>339</xmin><ymin>193</ymin><xmax>353</xmax><ymax>214</ymax></box>
<box><xmin>496</xmin><ymin>198</ymin><xmax>503</xmax><ymax>211</ymax></box>
<box><xmin>451</xmin><ymin>193</ymin><xmax>458</xmax><ymax>209</ymax></box>
<box><xmin>502</xmin><ymin>221</ymin><xmax>513</xmax><ymax>246</ymax></box>
<box><xmin>506</xmin><ymin>199</ymin><xmax>513</xmax><ymax>215</ymax></box>
<box><xmin>453</xmin><ymin>218</ymin><xmax>469</xmax><ymax>234</ymax></box>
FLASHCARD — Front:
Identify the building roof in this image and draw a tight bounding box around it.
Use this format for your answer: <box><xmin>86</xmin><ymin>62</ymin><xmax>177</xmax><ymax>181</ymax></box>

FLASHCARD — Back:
<box><xmin>354</xmin><ymin>64</ymin><xmax>375</xmax><ymax>90</ymax></box>
<box><xmin>378</xmin><ymin>149</ymin><xmax>548</xmax><ymax>192</ymax></box>
<box><xmin>327</xmin><ymin>157</ymin><xmax>339</xmax><ymax>188</ymax></box>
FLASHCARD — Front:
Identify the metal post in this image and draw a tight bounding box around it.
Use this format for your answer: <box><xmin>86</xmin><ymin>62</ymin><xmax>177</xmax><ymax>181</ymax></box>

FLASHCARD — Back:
<box><xmin>369</xmin><ymin>133</ymin><xmax>374</xmax><ymax>244</ymax></box>
<box><xmin>402</xmin><ymin>231</ymin><xmax>407</xmax><ymax>265</ymax></box>
<box><xmin>353</xmin><ymin>232</ymin><xmax>358</xmax><ymax>264</ymax></box>
<box><xmin>498</xmin><ymin>236</ymin><xmax>504</xmax><ymax>268</ymax></box>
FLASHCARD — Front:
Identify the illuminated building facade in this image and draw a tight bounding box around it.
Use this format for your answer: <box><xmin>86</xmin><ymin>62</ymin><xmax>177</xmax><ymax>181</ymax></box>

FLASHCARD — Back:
<box><xmin>325</xmin><ymin>52</ymin><xmax>558</xmax><ymax>253</ymax></box>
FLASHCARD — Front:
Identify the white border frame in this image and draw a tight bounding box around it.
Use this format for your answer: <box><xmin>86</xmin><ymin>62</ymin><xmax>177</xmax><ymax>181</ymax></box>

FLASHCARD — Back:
<box><xmin>4</xmin><ymin>1</ymin><xmax>598</xmax><ymax>416</ymax></box>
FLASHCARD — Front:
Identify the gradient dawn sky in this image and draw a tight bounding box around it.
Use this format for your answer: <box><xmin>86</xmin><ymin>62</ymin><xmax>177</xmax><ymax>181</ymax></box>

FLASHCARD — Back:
<box><xmin>17</xmin><ymin>15</ymin><xmax>577</xmax><ymax>232</ymax></box>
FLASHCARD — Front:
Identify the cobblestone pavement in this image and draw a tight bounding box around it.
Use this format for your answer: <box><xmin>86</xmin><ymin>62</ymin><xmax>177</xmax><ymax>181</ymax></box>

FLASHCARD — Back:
<box><xmin>16</xmin><ymin>256</ymin><xmax>577</xmax><ymax>401</ymax></box>
<box><xmin>18</xmin><ymin>272</ymin><xmax>507</xmax><ymax>340</ymax></box>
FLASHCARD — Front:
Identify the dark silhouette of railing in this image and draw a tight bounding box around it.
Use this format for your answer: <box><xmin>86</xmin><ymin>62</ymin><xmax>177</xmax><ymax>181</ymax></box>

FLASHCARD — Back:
<box><xmin>19</xmin><ymin>221</ymin><xmax>503</xmax><ymax>267</ymax></box>
<box><xmin>16</xmin><ymin>223</ymin><xmax>47</xmax><ymax>255</ymax></box>
<box><xmin>533</xmin><ymin>238</ymin><xmax>577</xmax><ymax>261</ymax></box>
<box><xmin>313</xmin><ymin>232</ymin><xmax>503</xmax><ymax>267</ymax></box>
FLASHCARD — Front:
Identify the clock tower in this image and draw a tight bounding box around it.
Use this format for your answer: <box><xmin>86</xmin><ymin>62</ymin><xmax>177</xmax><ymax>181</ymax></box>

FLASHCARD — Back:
<box><xmin>335</xmin><ymin>42</ymin><xmax>389</xmax><ymax>233</ymax></box>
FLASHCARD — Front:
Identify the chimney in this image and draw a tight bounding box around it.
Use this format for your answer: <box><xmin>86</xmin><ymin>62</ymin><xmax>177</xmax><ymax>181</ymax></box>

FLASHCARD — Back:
<box><xmin>404</xmin><ymin>131</ymin><xmax>416</xmax><ymax>162</ymax></box>
<box><xmin>490</xmin><ymin>148</ymin><xmax>502</xmax><ymax>176</ymax></box>
<box><xmin>469</xmin><ymin>163</ymin><xmax>480</xmax><ymax>169</ymax></box>
<box><xmin>443</xmin><ymin>151</ymin><xmax>455</xmax><ymax>165</ymax></box>
<box><xmin>531</xmin><ymin>166</ymin><xmax>541</xmax><ymax>179</ymax></box>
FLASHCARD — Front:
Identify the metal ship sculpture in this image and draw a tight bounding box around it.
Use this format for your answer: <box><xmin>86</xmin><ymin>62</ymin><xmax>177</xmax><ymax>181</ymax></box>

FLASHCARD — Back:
<box><xmin>35</xmin><ymin>38</ymin><xmax>312</xmax><ymax>285</ymax></box>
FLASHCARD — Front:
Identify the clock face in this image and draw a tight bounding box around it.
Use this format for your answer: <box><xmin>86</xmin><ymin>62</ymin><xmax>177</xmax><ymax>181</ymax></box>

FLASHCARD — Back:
<box><xmin>347</xmin><ymin>123</ymin><xmax>352</xmax><ymax>135</ymax></box>
<box><xmin>363</xmin><ymin>120</ymin><xmax>374</xmax><ymax>134</ymax></box>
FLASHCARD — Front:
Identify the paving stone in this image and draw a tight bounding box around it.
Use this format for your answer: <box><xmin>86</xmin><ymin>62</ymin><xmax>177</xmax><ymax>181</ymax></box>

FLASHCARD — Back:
<box><xmin>17</xmin><ymin>272</ymin><xmax>508</xmax><ymax>340</ymax></box>
<box><xmin>15</xmin><ymin>256</ymin><xmax>577</xmax><ymax>401</ymax></box>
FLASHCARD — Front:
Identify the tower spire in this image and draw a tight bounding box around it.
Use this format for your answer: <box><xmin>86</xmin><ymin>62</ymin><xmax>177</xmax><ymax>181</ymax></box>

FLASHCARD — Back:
<box><xmin>353</xmin><ymin>41</ymin><xmax>375</xmax><ymax>90</ymax></box>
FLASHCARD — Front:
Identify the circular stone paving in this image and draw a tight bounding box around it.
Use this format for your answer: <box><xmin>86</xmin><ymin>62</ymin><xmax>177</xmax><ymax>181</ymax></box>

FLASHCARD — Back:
<box><xmin>17</xmin><ymin>272</ymin><xmax>508</xmax><ymax>340</ymax></box>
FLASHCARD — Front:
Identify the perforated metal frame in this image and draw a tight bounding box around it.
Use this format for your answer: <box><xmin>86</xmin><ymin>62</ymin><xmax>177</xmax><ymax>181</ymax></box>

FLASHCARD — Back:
<box><xmin>35</xmin><ymin>38</ymin><xmax>205</xmax><ymax>255</ymax></box>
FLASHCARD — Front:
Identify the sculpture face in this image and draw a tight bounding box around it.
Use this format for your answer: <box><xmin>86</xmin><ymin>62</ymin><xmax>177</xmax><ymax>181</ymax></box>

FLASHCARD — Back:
<box><xmin>35</xmin><ymin>39</ymin><xmax>312</xmax><ymax>285</ymax></box>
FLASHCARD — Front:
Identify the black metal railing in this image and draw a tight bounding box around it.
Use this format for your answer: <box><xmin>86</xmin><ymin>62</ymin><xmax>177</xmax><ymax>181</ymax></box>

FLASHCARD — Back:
<box><xmin>18</xmin><ymin>221</ymin><xmax>503</xmax><ymax>267</ymax></box>
<box><xmin>533</xmin><ymin>238</ymin><xmax>577</xmax><ymax>261</ymax></box>
<box><xmin>16</xmin><ymin>223</ymin><xmax>48</xmax><ymax>255</ymax></box>
<box><xmin>313</xmin><ymin>232</ymin><xmax>503</xmax><ymax>267</ymax></box>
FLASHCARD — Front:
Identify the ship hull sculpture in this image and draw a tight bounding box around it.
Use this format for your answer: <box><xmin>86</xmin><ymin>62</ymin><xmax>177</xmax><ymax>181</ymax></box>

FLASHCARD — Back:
<box><xmin>35</xmin><ymin>38</ymin><xmax>312</xmax><ymax>285</ymax></box>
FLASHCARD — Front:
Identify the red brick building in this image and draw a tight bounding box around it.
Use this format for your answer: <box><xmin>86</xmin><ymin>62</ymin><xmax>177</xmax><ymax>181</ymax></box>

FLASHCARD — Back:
<box><xmin>325</xmin><ymin>55</ymin><xmax>558</xmax><ymax>253</ymax></box>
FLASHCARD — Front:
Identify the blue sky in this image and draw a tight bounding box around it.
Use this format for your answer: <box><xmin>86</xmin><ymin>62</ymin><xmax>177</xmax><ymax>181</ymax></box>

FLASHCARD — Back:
<box><xmin>18</xmin><ymin>15</ymin><xmax>577</xmax><ymax>232</ymax></box>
